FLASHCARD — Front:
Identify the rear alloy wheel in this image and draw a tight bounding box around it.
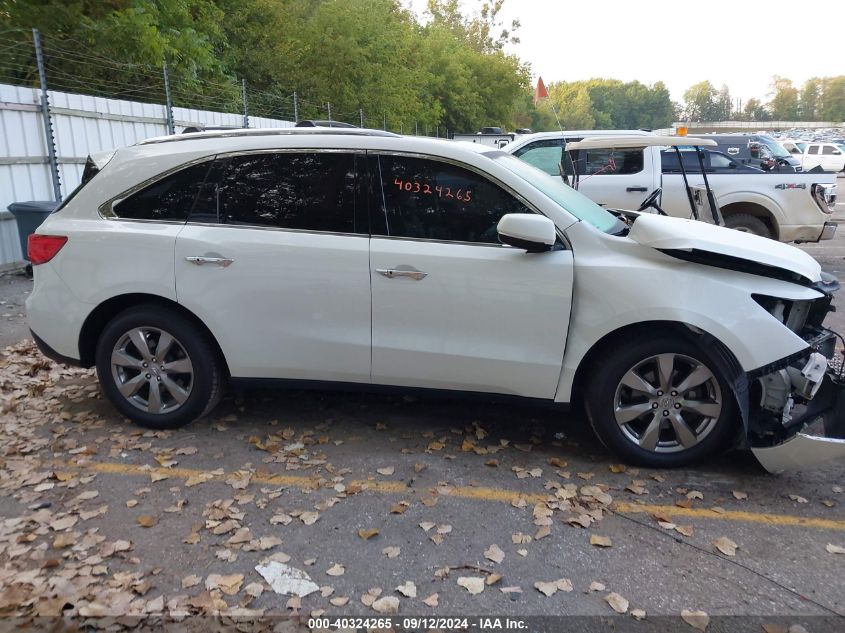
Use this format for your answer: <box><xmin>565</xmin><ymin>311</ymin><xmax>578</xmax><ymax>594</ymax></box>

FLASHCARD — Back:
<box><xmin>110</xmin><ymin>327</ymin><xmax>194</xmax><ymax>415</ymax></box>
<box><xmin>585</xmin><ymin>336</ymin><xmax>737</xmax><ymax>467</ymax></box>
<box><xmin>723</xmin><ymin>213</ymin><xmax>772</xmax><ymax>239</ymax></box>
<box><xmin>96</xmin><ymin>305</ymin><xmax>223</xmax><ymax>429</ymax></box>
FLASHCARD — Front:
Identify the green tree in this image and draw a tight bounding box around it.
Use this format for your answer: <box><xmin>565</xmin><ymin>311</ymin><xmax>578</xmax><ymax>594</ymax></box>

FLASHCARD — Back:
<box><xmin>799</xmin><ymin>77</ymin><xmax>822</xmax><ymax>120</ymax></box>
<box><xmin>820</xmin><ymin>76</ymin><xmax>845</xmax><ymax>122</ymax></box>
<box><xmin>743</xmin><ymin>97</ymin><xmax>770</xmax><ymax>121</ymax></box>
<box><xmin>682</xmin><ymin>81</ymin><xmax>719</xmax><ymax>121</ymax></box>
<box><xmin>769</xmin><ymin>76</ymin><xmax>799</xmax><ymax>120</ymax></box>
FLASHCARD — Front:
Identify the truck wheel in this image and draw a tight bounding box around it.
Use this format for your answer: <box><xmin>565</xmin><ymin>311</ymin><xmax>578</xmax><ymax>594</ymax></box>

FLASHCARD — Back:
<box><xmin>724</xmin><ymin>213</ymin><xmax>772</xmax><ymax>239</ymax></box>
<box><xmin>584</xmin><ymin>336</ymin><xmax>737</xmax><ymax>468</ymax></box>
<box><xmin>95</xmin><ymin>305</ymin><xmax>224</xmax><ymax>429</ymax></box>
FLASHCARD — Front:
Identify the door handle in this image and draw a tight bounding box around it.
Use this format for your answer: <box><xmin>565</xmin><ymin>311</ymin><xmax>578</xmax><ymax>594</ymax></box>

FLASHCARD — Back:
<box><xmin>626</xmin><ymin>186</ymin><xmax>648</xmax><ymax>192</ymax></box>
<box><xmin>185</xmin><ymin>256</ymin><xmax>234</xmax><ymax>267</ymax></box>
<box><xmin>375</xmin><ymin>268</ymin><xmax>428</xmax><ymax>281</ymax></box>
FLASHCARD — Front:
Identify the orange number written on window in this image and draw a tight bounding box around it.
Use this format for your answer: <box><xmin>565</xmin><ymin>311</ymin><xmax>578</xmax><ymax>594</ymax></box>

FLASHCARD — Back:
<box><xmin>394</xmin><ymin>178</ymin><xmax>473</xmax><ymax>202</ymax></box>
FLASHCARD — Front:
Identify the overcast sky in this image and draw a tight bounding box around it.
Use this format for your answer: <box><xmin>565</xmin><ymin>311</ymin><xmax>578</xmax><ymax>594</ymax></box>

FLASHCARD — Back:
<box><xmin>407</xmin><ymin>0</ymin><xmax>844</xmax><ymax>105</ymax></box>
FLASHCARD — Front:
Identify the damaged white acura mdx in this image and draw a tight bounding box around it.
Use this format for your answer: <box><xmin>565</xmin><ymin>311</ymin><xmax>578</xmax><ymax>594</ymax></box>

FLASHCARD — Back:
<box><xmin>26</xmin><ymin>129</ymin><xmax>845</xmax><ymax>472</ymax></box>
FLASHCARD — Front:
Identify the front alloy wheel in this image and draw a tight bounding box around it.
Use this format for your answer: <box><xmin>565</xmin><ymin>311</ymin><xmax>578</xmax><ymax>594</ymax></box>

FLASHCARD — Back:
<box><xmin>613</xmin><ymin>353</ymin><xmax>722</xmax><ymax>453</ymax></box>
<box><xmin>585</xmin><ymin>336</ymin><xmax>737</xmax><ymax>467</ymax></box>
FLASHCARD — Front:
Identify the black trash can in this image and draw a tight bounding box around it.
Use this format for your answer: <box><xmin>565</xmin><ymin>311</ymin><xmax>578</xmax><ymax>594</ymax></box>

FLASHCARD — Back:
<box><xmin>7</xmin><ymin>201</ymin><xmax>59</xmax><ymax>261</ymax></box>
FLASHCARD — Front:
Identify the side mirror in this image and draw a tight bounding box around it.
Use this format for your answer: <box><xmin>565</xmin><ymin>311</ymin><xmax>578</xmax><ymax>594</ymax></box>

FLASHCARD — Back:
<box><xmin>729</xmin><ymin>162</ymin><xmax>737</xmax><ymax>169</ymax></box>
<box><xmin>497</xmin><ymin>214</ymin><xmax>556</xmax><ymax>253</ymax></box>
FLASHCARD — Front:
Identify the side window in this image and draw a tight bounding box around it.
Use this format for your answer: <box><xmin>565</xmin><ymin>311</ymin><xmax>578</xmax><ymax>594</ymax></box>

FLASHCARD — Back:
<box><xmin>808</xmin><ymin>145</ymin><xmax>819</xmax><ymax>155</ymax></box>
<box><xmin>112</xmin><ymin>161</ymin><xmax>212</xmax><ymax>221</ymax></box>
<box><xmin>512</xmin><ymin>140</ymin><xmax>567</xmax><ymax>176</ymax></box>
<box><xmin>708</xmin><ymin>153</ymin><xmax>733</xmax><ymax>168</ymax></box>
<box><xmin>822</xmin><ymin>145</ymin><xmax>838</xmax><ymax>155</ymax></box>
<box><xmin>376</xmin><ymin>155</ymin><xmax>531</xmax><ymax>244</ymax></box>
<box><xmin>583</xmin><ymin>149</ymin><xmax>644</xmax><ymax>175</ymax></box>
<box><xmin>217</xmin><ymin>152</ymin><xmax>359</xmax><ymax>233</ymax></box>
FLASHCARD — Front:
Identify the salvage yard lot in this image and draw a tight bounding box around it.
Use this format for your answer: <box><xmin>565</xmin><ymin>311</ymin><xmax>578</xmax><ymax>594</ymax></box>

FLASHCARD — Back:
<box><xmin>0</xmin><ymin>190</ymin><xmax>844</xmax><ymax>628</ymax></box>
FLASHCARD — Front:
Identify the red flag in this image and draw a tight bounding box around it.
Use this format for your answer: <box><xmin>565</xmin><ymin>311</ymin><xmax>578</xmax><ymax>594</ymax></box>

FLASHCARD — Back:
<box><xmin>533</xmin><ymin>77</ymin><xmax>549</xmax><ymax>104</ymax></box>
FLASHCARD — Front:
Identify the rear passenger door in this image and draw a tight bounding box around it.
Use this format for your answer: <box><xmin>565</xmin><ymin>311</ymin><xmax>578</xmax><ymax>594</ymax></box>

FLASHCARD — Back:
<box><xmin>174</xmin><ymin>150</ymin><xmax>372</xmax><ymax>383</ymax></box>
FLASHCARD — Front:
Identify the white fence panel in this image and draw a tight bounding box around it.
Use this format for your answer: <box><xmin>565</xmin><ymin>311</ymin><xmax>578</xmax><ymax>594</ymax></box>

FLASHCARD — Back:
<box><xmin>0</xmin><ymin>82</ymin><xmax>292</xmax><ymax>265</ymax></box>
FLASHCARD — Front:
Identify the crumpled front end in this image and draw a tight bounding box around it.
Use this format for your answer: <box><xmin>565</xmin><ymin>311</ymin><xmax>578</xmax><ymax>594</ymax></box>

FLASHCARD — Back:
<box><xmin>746</xmin><ymin>278</ymin><xmax>845</xmax><ymax>472</ymax></box>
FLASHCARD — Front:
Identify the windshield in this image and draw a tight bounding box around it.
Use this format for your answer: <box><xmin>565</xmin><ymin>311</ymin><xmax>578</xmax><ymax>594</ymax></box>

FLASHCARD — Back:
<box><xmin>758</xmin><ymin>136</ymin><xmax>791</xmax><ymax>158</ymax></box>
<box><xmin>489</xmin><ymin>152</ymin><xmax>624</xmax><ymax>234</ymax></box>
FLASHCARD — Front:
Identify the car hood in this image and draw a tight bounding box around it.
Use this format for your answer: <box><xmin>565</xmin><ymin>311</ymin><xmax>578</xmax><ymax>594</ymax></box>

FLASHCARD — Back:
<box><xmin>627</xmin><ymin>214</ymin><xmax>821</xmax><ymax>284</ymax></box>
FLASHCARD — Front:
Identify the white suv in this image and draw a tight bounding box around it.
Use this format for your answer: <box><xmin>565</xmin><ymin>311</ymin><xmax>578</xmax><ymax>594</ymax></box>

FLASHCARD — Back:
<box><xmin>25</xmin><ymin>129</ymin><xmax>845</xmax><ymax>471</ymax></box>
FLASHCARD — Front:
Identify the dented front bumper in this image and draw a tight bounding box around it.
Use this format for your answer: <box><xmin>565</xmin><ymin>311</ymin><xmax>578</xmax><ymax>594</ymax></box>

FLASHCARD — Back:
<box><xmin>751</xmin><ymin>368</ymin><xmax>845</xmax><ymax>473</ymax></box>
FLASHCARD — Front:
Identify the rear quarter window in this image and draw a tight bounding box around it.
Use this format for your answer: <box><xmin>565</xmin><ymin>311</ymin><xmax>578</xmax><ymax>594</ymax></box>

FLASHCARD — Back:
<box><xmin>112</xmin><ymin>162</ymin><xmax>213</xmax><ymax>221</ymax></box>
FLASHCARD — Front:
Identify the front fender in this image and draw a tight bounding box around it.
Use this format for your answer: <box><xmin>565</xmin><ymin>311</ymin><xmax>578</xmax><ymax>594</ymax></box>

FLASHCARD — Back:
<box><xmin>555</xmin><ymin>222</ymin><xmax>821</xmax><ymax>402</ymax></box>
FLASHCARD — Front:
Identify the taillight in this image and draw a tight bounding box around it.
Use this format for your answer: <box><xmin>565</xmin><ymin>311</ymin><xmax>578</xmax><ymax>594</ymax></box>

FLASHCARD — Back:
<box><xmin>28</xmin><ymin>234</ymin><xmax>68</xmax><ymax>265</ymax></box>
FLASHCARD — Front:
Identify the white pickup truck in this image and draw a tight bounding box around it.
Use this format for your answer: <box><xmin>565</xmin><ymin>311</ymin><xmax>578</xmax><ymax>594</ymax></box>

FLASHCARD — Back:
<box><xmin>504</xmin><ymin>130</ymin><xmax>838</xmax><ymax>242</ymax></box>
<box><xmin>796</xmin><ymin>142</ymin><xmax>845</xmax><ymax>173</ymax></box>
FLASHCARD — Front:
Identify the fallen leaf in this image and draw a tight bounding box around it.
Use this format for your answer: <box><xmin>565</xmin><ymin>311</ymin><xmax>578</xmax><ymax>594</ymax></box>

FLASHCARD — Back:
<box><xmin>137</xmin><ymin>515</ymin><xmax>159</xmax><ymax>528</ymax></box>
<box><xmin>826</xmin><ymin>543</ymin><xmax>845</xmax><ymax>554</ymax></box>
<box><xmin>390</xmin><ymin>502</ymin><xmax>409</xmax><ymax>514</ymax></box>
<box><xmin>484</xmin><ymin>544</ymin><xmax>505</xmax><ymax>564</ymax></box>
<box><xmin>789</xmin><ymin>494</ymin><xmax>808</xmax><ymax>504</ymax></box>
<box><xmin>681</xmin><ymin>609</ymin><xmax>710</xmax><ymax>631</ymax></box>
<box><xmin>358</xmin><ymin>528</ymin><xmax>379</xmax><ymax>540</ymax></box>
<box><xmin>687</xmin><ymin>490</ymin><xmax>703</xmax><ymax>500</ymax></box>
<box><xmin>376</xmin><ymin>467</ymin><xmax>395</xmax><ymax>476</ymax></box>
<box><xmin>396</xmin><ymin>581</ymin><xmax>416</xmax><ymax>598</ymax></box>
<box><xmin>713</xmin><ymin>536</ymin><xmax>738</xmax><ymax>556</ymax></box>
<box><xmin>534</xmin><ymin>581</ymin><xmax>558</xmax><ymax>597</ymax></box>
<box><xmin>675</xmin><ymin>525</ymin><xmax>694</xmax><ymax>537</ymax></box>
<box><xmin>605</xmin><ymin>592</ymin><xmax>629</xmax><ymax>614</ymax></box>
<box><xmin>590</xmin><ymin>534</ymin><xmax>612</xmax><ymax>548</ymax></box>
<box><xmin>258</xmin><ymin>536</ymin><xmax>282</xmax><ymax>550</ymax></box>
<box><xmin>244</xmin><ymin>582</ymin><xmax>264</xmax><ymax>598</ymax></box>
<box><xmin>205</xmin><ymin>573</ymin><xmax>244</xmax><ymax>596</ymax></box>
<box><xmin>631</xmin><ymin>608</ymin><xmax>646</xmax><ymax>620</ymax></box>
<box><xmin>330</xmin><ymin>596</ymin><xmax>350</xmax><ymax>607</ymax></box>
<box><xmin>382</xmin><ymin>546</ymin><xmax>400</xmax><ymax>558</ymax></box>
<box><xmin>457</xmin><ymin>576</ymin><xmax>485</xmax><ymax>595</ymax></box>
<box><xmin>300</xmin><ymin>511</ymin><xmax>320</xmax><ymax>525</ymax></box>
<box><xmin>182</xmin><ymin>575</ymin><xmax>201</xmax><ymax>588</ymax></box>
<box><xmin>589</xmin><ymin>581</ymin><xmax>606</xmax><ymax>592</ymax></box>
<box><xmin>555</xmin><ymin>578</ymin><xmax>573</xmax><ymax>592</ymax></box>
<box><xmin>326</xmin><ymin>563</ymin><xmax>345</xmax><ymax>577</ymax></box>
<box><xmin>372</xmin><ymin>596</ymin><xmax>399</xmax><ymax>614</ymax></box>
<box><xmin>732</xmin><ymin>490</ymin><xmax>748</xmax><ymax>500</ymax></box>
<box><xmin>419</xmin><ymin>521</ymin><xmax>435</xmax><ymax>532</ymax></box>
<box><xmin>422</xmin><ymin>593</ymin><xmax>439</xmax><ymax>607</ymax></box>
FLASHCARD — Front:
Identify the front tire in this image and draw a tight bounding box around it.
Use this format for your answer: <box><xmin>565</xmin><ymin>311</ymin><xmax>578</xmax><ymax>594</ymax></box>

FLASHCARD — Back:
<box><xmin>95</xmin><ymin>305</ymin><xmax>223</xmax><ymax>429</ymax></box>
<box><xmin>723</xmin><ymin>213</ymin><xmax>773</xmax><ymax>239</ymax></box>
<box><xmin>584</xmin><ymin>336</ymin><xmax>737</xmax><ymax>467</ymax></box>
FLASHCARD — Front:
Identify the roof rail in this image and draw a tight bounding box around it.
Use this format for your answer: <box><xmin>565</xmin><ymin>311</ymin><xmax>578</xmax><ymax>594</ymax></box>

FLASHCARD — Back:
<box><xmin>137</xmin><ymin>127</ymin><xmax>400</xmax><ymax>146</ymax></box>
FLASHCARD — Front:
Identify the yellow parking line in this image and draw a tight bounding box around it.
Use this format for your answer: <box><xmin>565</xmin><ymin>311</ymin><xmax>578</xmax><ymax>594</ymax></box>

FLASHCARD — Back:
<box><xmin>53</xmin><ymin>459</ymin><xmax>845</xmax><ymax>530</ymax></box>
<box><xmin>613</xmin><ymin>501</ymin><xmax>845</xmax><ymax>531</ymax></box>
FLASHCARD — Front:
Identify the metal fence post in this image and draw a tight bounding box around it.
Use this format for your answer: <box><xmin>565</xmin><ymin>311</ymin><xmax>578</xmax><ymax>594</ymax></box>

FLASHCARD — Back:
<box><xmin>359</xmin><ymin>108</ymin><xmax>364</xmax><ymax>128</ymax></box>
<box><xmin>383</xmin><ymin>113</ymin><xmax>386</xmax><ymax>130</ymax></box>
<box><xmin>327</xmin><ymin>102</ymin><xmax>332</xmax><ymax>121</ymax></box>
<box><xmin>162</xmin><ymin>61</ymin><xmax>174</xmax><ymax>134</ymax></box>
<box><xmin>241</xmin><ymin>78</ymin><xmax>249</xmax><ymax>128</ymax></box>
<box><xmin>32</xmin><ymin>28</ymin><xmax>61</xmax><ymax>202</ymax></box>
<box><xmin>293</xmin><ymin>92</ymin><xmax>299</xmax><ymax>123</ymax></box>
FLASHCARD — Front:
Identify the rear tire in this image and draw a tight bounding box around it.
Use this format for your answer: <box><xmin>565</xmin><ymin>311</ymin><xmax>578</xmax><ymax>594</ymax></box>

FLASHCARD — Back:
<box><xmin>584</xmin><ymin>335</ymin><xmax>737</xmax><ymax>468</ymax></box>
<box><xmin>723</xmin><ymin>213</ymin><xmax>773</xmax><ymax>239</ymax></box>
<box><xmin>95</xmin><ymin>305</ymin><xmax>223</xmax><ymax>429</ymax></box>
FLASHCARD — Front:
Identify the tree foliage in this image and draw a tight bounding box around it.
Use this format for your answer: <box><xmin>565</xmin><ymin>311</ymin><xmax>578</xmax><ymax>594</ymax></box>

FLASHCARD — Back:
<box><xmin>0</xmin><ymin>0</ymin><xmax>529</xmax><ymax>131</ymax></box>
<box><xmin>541</xmin><ymin>78</ymin><xmax>673</xmax><ymax>130</ymax></box>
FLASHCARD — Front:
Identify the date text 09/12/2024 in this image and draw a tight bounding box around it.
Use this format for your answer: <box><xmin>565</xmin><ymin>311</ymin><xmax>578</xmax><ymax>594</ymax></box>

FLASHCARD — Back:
<box><xmin>307</xmin><ymin>617</ymin><xmax>528</xmax><ymax>630</ymax></box>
